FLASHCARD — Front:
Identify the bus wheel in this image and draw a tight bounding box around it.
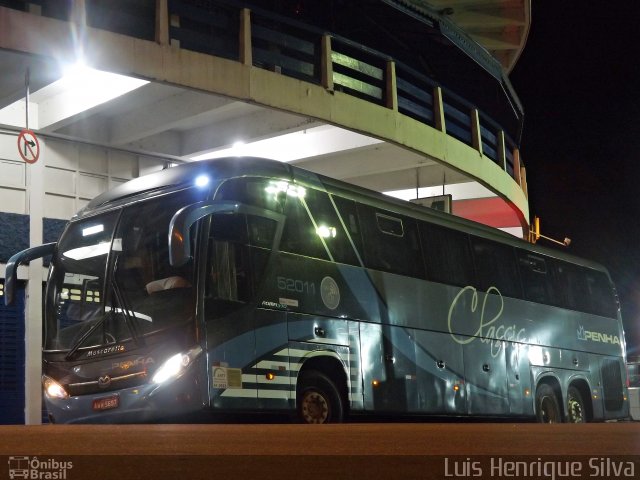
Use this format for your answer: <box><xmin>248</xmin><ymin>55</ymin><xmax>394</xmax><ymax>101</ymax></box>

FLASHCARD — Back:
<box><xmin>297</xmin><ymin>370</ymin><xmax>344</xmax><ymax>424</ymax></box>
<box><xmin>535</xmin><ymin>384</ymin><xmax>561</xmax><ymax>423</ymax></box>
<box><xmin>566</xmin><ymin>386</ymin><xmax>586</xmax><ymax>423</ymax></box>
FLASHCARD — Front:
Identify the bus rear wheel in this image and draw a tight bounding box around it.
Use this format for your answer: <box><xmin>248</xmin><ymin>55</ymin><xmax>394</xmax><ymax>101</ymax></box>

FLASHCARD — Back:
<box><xmin>297</xmin><ymin>370</ymin><xmax>344</xmax><ymax>424</ymax></box>
<box><xmin>535</xmin><ymin>384</ymin><xmax>562</xmax><ymax>423</ymax></box>
<box><xmin>566</xmin><ymin>386</ymin><xmax>586</xmax><ymax>423</ymax></box>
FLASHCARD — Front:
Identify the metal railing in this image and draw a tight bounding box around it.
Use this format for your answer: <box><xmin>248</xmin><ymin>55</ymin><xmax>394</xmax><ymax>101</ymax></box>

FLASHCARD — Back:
<box><xmin>3</xmin><ymin>0</ymin><xmax>524</xmax><ymax>189</ymax></box>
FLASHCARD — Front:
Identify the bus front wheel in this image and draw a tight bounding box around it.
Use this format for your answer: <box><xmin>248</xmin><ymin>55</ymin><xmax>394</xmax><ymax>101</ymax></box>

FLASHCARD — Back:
<box><xmin>297</xmin><ymin>370</ymin><xmax>344</xmax><ymax>424</ymax></box>
<box><xmin>566</xmin><ymin>386</ymin><xmax>586</xmax><ymax>423</ymax></box>
<box><xmin>535</xmin><ymin>384</ymin><xmax>562</xmax><ymax>423</ymax></box>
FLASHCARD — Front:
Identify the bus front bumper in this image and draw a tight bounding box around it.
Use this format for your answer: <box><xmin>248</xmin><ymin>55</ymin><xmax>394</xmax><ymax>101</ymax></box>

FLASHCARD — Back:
<box><xmin>44</xmin><ymin>369</ymin><xmax>205</xmax><ymax>424</ymax></box>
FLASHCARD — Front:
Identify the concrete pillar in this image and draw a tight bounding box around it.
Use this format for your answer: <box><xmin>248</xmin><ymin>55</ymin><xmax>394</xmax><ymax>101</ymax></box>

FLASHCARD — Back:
<box><xmin>24</xmin><ymin>139</ymin><xmax>45</xmax><ymax>425</ymax></box>
<box><xmin>239</xmin><ymin>8</ymin><xmax>252</xmax><ymax>66</ymax></box>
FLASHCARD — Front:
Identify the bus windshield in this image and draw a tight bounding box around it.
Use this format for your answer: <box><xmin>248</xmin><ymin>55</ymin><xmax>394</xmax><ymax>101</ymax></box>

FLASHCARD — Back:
<box><xmin>45</xmin><ymin>190</ymin><xmax>200</xmax><ymax>352</ymax></box>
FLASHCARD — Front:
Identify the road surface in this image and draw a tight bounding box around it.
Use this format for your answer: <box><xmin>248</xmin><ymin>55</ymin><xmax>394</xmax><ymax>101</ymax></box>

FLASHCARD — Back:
<box><xmin>1</xmin><ymin>423</ymin><xmax>638</xmax><ymax>479</ymax></box>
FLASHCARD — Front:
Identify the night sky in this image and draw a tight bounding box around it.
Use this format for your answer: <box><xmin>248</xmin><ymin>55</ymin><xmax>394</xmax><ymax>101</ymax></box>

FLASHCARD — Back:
<box><xmin>510</xmin><ymin>1</ymin><xmax>640</xmax><ymax>356</ymax></box>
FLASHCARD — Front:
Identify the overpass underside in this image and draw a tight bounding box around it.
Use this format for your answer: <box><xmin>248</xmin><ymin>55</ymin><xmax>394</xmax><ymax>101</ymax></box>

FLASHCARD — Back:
<box><xmin>0</xmin><ymin>0</ymin><xmax>529</xmax><ymax>236</ymax></box>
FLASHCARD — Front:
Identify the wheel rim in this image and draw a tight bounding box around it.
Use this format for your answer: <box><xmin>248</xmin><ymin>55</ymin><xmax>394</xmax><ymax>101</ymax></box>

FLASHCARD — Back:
<box><xmin>567</xmin><ymin>395</ymin><xmax>584</xmax><ymax>423</ymax></box>
<box><xmin>301</xmin><ymin>390</ymin><xmax>330</xmax><ymax>424</ymax></box>
<box><xmin>540</xmin><ymin>395</ymin><xmax>560</xmax><ymax>423</ymax></box>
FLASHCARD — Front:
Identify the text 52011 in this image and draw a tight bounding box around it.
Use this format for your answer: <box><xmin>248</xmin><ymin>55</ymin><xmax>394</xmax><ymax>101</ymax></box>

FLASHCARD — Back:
<box><xmin>277</xmin><ymin>276</ymin><xmax>316</xmax><ymax>295</ymax></box>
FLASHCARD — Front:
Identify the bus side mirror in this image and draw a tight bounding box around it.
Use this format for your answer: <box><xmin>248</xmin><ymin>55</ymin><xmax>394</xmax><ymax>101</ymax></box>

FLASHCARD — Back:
<box><xmin>168</xmin><ymin>201</ymin><xmax>240</xmax><ymax>267</ymax></box>
<box><xmin>4</xmin><ymin>242</ymin><xmax>56</xmax><ymax>306</ymax></box>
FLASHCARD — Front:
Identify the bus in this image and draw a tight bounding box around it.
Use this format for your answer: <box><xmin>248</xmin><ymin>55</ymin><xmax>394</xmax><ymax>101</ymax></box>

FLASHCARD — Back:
<box><xmin>5</xmin><ymin>157</ymin><xmax>629</xmax><ymax>424</ymax></box>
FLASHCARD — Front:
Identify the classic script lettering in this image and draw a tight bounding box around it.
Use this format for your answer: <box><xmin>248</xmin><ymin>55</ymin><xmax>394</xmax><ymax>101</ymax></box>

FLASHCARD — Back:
<box><xmin>447</xmin><ymin>286</ymin><xmax>526</xmax><ymax>357</ymax></box>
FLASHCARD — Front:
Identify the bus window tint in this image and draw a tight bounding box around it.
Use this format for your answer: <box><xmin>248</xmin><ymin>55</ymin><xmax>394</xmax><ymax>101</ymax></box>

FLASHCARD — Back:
<box><xmin>357</xmin><ymin>204</ymin><xmax>424</xmax><ymax>278</ymax></box>
<box><xmin>303</xmin><ymin>190</ymin><xmax>359</xmax><ymax>265</ymax></box>
<box><xmin>471</xmin><ymin>237</ymin><xmax>521</xmax><ymax>298</ymax></box>
<box><xmin>554</xmin><ymin>261</ymin><xmax>617</xmax><ymax>318</ymax></box>
<box><xmin>215</xmin><ymin>177</ymin><xmax>286</xmax><ymax>213</ymax></box>
<box><xmin>280</xmin><ymin>188</ymin><xmax>329</xmax><ymax>260</ymax></box>
<box><xmin>586</xmin><ymin>271</ymin><xmax>617</xmax><ymax>318</ymax></box>
<box><xmin>205</xmin><ymin>214</ymin><xmax>266</xmax><ymax>316</ymax></box>
<box><xmin>332</xmin><ymin>195</ymin><xmax>364</xmax><ymax>263</ymax></box>
<box><xmin>421</xmin><ymin>222</ymin><xmax>473</xmax><ymax>287</ymax></box>
<box><xmin>517</xmin><ymin>251</ymin><xmax>552</xmax><ymax>304</ymax></box>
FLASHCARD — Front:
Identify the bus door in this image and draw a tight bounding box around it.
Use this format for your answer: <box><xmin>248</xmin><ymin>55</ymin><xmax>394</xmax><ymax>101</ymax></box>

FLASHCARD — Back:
<box><xmin>203</xmin><ymin>209</ymin><xmax>284</xmax><ymax>411</ymax></box>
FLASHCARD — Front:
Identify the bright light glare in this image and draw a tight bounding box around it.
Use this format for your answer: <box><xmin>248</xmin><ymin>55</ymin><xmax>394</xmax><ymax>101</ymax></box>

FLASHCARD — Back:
<box><xmin>63</xmin><ymin>242</ymin><xmax>110</xmax><ymax>260</ymax></box>
<box><xmin>82</xmin><ymin>224</ymin><xmax>104</xmax><ymax>237</ymax></box>
<box><xmin>152</xmin><ymin>353</ymin><xmax>184</xmax><ymax>384</ymax></box>
<box><xmin>43</xmin><ymin>375</ymin><xmax>68</xmax><ymax>399</ymax></box>
<box><xmin>152</xmin><ymin>346</ymin><xmax>202</xmax><ymax>384</ymax></box>
<box><xmin>195</xmin><ymin>175</ymin><xmax>210</xmax><ymax>188</ymax></box>
<box><xmin>28</xmin><ymin>63</ymin><xmax>149</xmax><ymax>129</ymax></box>
<box><xmin>287</xmin><ymin>185</ymin><xmax>306</xmax><ymax>198</ymax></box>
<box><xmin>190</xmin><ymin>125</ymin><xmax>383</xmax><ymax>162</ymax></box>
<box><xmin>316</xmin><ymin>226</ymin><xmax>337</xmax><ymax>238</ymax></box>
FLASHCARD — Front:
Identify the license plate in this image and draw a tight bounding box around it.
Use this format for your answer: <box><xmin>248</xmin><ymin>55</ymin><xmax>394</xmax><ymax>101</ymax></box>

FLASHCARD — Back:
<box><xmin>92</xmin><ymin>395</ymin><xmax>119</xmax><ymax>411</ymax></box>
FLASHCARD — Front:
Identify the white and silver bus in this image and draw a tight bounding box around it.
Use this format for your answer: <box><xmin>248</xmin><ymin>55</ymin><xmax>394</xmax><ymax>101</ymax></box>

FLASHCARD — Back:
<box><xmin>5</xmin><ymin>157</ymin><xmax>629</xmax><ymax>423</ymax></box>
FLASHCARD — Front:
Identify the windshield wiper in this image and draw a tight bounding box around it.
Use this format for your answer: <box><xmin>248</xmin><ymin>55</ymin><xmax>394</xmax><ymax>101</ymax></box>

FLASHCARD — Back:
<box><xmin>110</xmin><ymin>276</ymin><xmax>144</xmax><ymax>347</ymax></box>
<box><xmin>65</xmin><ymin>310</ymin><xmax>112</xmax><ymax>361</ymax></box>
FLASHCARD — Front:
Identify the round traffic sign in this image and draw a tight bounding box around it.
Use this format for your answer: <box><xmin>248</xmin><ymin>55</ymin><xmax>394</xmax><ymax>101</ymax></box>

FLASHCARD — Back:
<box><xmin>17</xmin><ymin>129</ymin><xmax>40</xmax><ymax>164</ymax></box>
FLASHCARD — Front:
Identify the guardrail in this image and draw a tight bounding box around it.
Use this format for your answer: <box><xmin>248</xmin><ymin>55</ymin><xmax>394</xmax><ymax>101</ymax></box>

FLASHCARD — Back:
<box><xmin>7</xmin><ymin>0</ymin><xmax>524</xmax><ymax>190</ymax></box>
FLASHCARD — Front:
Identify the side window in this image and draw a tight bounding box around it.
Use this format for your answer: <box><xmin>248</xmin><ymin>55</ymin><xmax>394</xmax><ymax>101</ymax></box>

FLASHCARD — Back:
<box><xmin>215</xmin><ymin>177</ymin><xmax>286</xmax><ymax>213</ymax></box>
<box><xmin>207</xmin><ymin>214</ymin><xmax>252</xmax><ymax>304</ymax></box>
<box><xmin>305</xmin><ymin>190</ymin><xmax>360</xmax><ymax>265</ymax></box>
<box><xmin>357</xmin><ymin>204</ymin><xmax>424</xmax><ymax>278</ymax></box>
<box><xmin>471</xmin><ymin>237</ymin><xmax>521</xmax><ymax>298</ymax></box>
<box><xmin>517</xmin><ymin>251</ymin><xmax>552</xmax><ymax>304</ymax></box>
<box><xmin>554</xmin><ymin>261</ymin><xmax>617</xmax><ymax>317</ymax></box>
<box><xmin>332</xmin><ymin>195</ymin><xmax>364</xmax><ymax>263</ymax></box>
<box><xmin>421</xmin><ymin>222</ymin><xmax>474</xmax><ymax>287</ymax></box>
<box><xmin>280</xmin><ymin>187</ymin><xmax>329</xmax><ymax>260</ymax></box>
<box><xmin>586</xmin><ymin>271</ymin><xmax>617</xmax><ymax>318</ymax></box>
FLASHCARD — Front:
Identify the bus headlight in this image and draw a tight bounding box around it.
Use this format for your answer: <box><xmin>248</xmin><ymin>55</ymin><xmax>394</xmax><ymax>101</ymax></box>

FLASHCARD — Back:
<box><xmin>42</xmin><ymin>375</ymin><xmax>69</xmax><ymax>399</ymax></box>
<box><xmin>152</xmin><ymin>346</ymin><xmax>202</xmax><ymax>384</ymax></box>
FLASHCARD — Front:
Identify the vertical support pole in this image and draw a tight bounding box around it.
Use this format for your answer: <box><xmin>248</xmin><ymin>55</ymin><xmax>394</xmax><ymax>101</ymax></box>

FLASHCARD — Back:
<box><xmin>24</xmin><ymin>142</ymin><xmax>44</xmax><ymax>425</ymax></box>
<box><xmin>433</xmin><ymin>86</ymin><xmax>446</xmax><ymax>133</ymax></box>
<box><xmin>471</xmin><ymin>108</ymin><xmax>483</xmax><ymax>156</ymax></box>
<box><xmin>71</xmin><ymin>0</ymin><xmax>86</xmax><ymax>26</ymax></box>
<box><xmin>156</xmin><ymin>0</ymin><xmax>169</xmax><ymax>46</ymax></box>
<box><xmin>239</xmin><ymin>8</ymin><xmax>252</xmax><ymax>66</ymax></box>
<box><xmin>321</xmin><ymin>34</ymin><xmax>334</xmax><ymax>91</ymax></box>
<box><xmin>497</xmin><ymin>130</ymin><xmax>507</xmax><ymax>171</ymax></box>
<box><xmin>518</xmin><ymin>153</ymin><xmax>528</xmax><ymax>198</ymax></box>
<box><xmin>513</xmin><ymin>147</ymin><xmax>522</xmax><ymax>189</ymax></box>
<box><xmin>385</xmin><ymin>60</ymin><xmax>397</xmax><ymax>111</ymax></box>
<box><xmin>170</xmin><ymin>13</ymin><xmax>181</xmax><ymax>48</ymax></box>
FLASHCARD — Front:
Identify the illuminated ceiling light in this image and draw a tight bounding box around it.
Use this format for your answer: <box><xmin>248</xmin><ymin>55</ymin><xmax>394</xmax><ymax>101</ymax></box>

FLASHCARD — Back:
<box><xmin>190</xmin><ymin>125</ymin><xmax>383</xmax><ymax>162</ymax></box>
<box><xmin>0</xmin><ymin>62</ymin><xmax>149</xmax><ymax>129</ymax></box>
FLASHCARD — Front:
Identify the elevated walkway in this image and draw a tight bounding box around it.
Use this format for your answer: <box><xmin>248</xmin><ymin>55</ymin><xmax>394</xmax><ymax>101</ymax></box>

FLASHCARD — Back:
<box><xmin>0</xmin><ymin>0</ymin><xmax>529</xmax><ymax>235</ymax></box>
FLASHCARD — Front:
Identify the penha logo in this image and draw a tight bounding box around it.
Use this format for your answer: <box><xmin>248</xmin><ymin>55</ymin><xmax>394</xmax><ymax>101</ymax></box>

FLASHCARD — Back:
<box><xmin>577</xmin><ymin>325</ymin><xmax>620</xmax><ymax>345</ymax></box>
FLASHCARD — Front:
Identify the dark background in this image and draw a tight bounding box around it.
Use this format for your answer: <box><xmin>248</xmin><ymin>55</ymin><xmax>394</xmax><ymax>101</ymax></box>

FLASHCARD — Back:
<box><xmin>510</xmin><ymin>1</ymin><xmax>640</xmax><ymax>357</ymax></box>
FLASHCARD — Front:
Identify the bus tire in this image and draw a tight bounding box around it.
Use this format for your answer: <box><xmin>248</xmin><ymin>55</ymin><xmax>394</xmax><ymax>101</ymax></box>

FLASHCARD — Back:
<box><xmin>566</xmin><ymin>386</ymin><xmax>586</xmax><ymax>423</ymax></box>
<box><xmin>297</xmin><ymin>370</ymin><xmax>344</xmax><ymax>424</ymax></box>
<box><xmin>535</xmin><ymin>383</ymin><xmax>562</xmax><ymax>423</ymax></box>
